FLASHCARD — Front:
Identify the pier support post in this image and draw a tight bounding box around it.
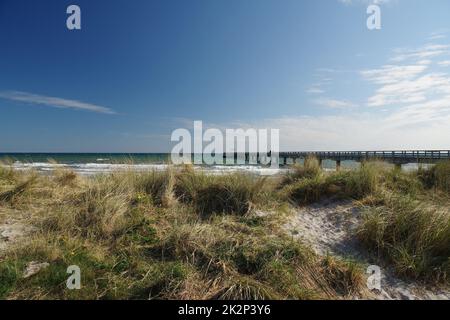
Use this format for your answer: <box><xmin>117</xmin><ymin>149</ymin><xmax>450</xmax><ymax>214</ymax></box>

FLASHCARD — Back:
<box><xmin>336</xmin><ymin>160</ymin><xmax>341</xmax><ymax>172</ymax></box>
<box><xmin>318</xmin><ymin>159</ymin><xmax>323</xmax><ymax>168</ymax></box>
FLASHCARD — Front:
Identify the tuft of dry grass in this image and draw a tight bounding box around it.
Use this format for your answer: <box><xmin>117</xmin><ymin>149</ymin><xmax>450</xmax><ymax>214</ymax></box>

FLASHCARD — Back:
<box><xmin>283</xmin><ymin>162</ymin><xmax>381</xmax><ymax>204</ymax></box>
<box><xmin>133</xmin><ymin>169</ymin><xmax>176</xmax><ymax>208</ymax></box>
<box><xmin>0</xmin><ymin>176</ymin><xmax>36</xmax><ymax>204</ymax></box>
<box><xmin>321</xmin><ymin>255</ymin><xmax>365</xmax><ymax>296</ymax></box>
<box><xmin>418</xmin><ymin>161</ymin><xmax>450</xmax><ymax>193</ymax></box>
<box><xmin>357</xmin><ymin>192</ymin><xmax>450</xmax><ymax>284</ymax></box>
<box><xmin>282</xmin><ymin>156</ymin><xmax>321</xmax><ymax>185</ymax></box>
<box><xmin>176</xmin><ymin>172</ymin><xmax>268</xmax><ymax>217</ymax></box>
<box><xmin>0</xmin><ymin>164</ymin><xmax>16</xmax><ymax>185</ymax></box>
<box><xmin>54</xmin><ymin>170</ymin><xmax>78</xmax><ymax>187</ymax></box>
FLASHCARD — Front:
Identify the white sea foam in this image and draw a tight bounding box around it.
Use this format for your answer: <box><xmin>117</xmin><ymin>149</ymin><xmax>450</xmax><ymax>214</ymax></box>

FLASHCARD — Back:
<box><xmin>3</xmin><ymin>160</ymin><xmax>429</xmax><ymax>176</ymax></box>
<box><xmin>5</xmin><ymin>162</ymin><xmax>286</xmax><ymax>176</ymax></box>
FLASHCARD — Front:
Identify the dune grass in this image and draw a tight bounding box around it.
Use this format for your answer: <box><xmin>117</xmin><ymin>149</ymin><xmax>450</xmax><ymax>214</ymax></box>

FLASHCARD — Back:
<box><xmin>280</xmin><ymin>160</ymin><xmax>450</xmax><ymax>285</ymax></box>
<box><xmin>418</xmin><ymin>161</ymin><xmax>450</xmax><ymax>193</ymax></box>
<box><xmin>175</xmin><ymin>171</ymin><xmax>270</xmax><ymax>217</ymax></box>
<box><xmin>357</xmin><ymin>192</ymin><xmax>450</xmax><ymax>284</ymax></box>
<box><xmin>0</xmin><ymin>159</ymin><xmax>449</xmax><ymax>299</ymax></box>
<box><xmin>282</xmin><ymin>162</ymin><xmax>381</xmax><ymax>204</ymax></box>
<box><xmin>282</xmin><ymin>156</ymin><xmax>322</xmax><ymax>184</ymax></box>
<box><xmin>0</xmin><ymin>166</ymin><xmax>366</xmax><ymax>300</ymax></box>
<box><xmin>357</xmin><ymin>164</ymin><xmax>449</xmax><ymax>285</ymax></box>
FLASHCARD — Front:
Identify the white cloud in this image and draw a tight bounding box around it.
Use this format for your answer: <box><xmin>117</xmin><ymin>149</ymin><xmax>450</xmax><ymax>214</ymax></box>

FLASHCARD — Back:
<box><xmin>314</xmin><ymin>98</ymin><xmax>356</xmax><ymax>109</ymax></box>
<box><xmin>416</xmin><ymin>59</ymin><xmax>433</xmax><ymax>65</ymax></box>
<box><xmin>365</xmin><ymin>72</ymin><xmax>450</xmax><ymax>107</ymax></box>
<box><xmin>385</xmin><ymin>96</ymin><xmax>450</xmax><ymax>127</ymax></box>
<box><xmin>429</xmin><ymin>32</ymin><xmax>447</xmax><ymax>41</ymax></box>
<box><xmin>197</xmin><ymin>112</ymin><xmax>450</xmax><ymax>151</ymax></box>
<box><xmin>228</xmin><ymin>36</ymin><xmax>450</xmax><ymax>150</ymax></box>
<box><xmin>0</xmin><ymin>91</ymin><xmax>116</xmax><ymax>114</ymax></box>
<box><xmin>306</xmin><ymin>87</ymin><xmax>325</xmax><ymax>94</ymax></box>
<box><xmin>390</xmin><ymin>44</ymin><xmax>450</xmax><ymax>62</ymax></box>
<box><xmin>361</xmin><ymin>65</ymin><xmax>428</xmax><ymax>85</ymax></box>
<box><xmin>438</xmin><ymin>60</ymin><xmax>450</xmax><ymax>67</ymax></box>
<box><xmin>362</xmin><ymin>41</ymin><xmax>450</xmax><ymax>107</ymax></box>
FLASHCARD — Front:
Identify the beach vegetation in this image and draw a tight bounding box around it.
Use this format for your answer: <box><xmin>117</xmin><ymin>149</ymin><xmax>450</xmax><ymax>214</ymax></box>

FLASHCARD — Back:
<box><xmin>0</xmin><ymin>159</ymin><xmax>449</xmax><ymax>299</ymax></box>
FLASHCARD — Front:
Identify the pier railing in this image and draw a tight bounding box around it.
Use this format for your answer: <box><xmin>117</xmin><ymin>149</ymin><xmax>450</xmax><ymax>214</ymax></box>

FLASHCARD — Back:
<box><xmin>278</xmin><ymin>150</ymin><xmax>450</xmax><ymax>167</ymax></box>
<box><xmin>203</xmin><ymin>150</ymin><xmax>450</xmax><ymax>167</ymax></box>
<box><xmin>280</xmin><ymin>150</ymin><xmax>450</xmax><ymax>162</ymax></box>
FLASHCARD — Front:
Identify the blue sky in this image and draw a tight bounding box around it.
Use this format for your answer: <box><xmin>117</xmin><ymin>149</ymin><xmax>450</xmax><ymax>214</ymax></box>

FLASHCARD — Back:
<box><xmin>1</xmin><ymin>0</ymin><xmax>450</xmax><ymax>152</ymax></box>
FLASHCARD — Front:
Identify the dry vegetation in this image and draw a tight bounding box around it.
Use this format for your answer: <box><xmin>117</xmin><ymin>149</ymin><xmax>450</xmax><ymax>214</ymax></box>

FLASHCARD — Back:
<box><xmin>0</xmin><ymin>159</ymin><xmax>449</xmax><ymax>300</ymax></box>
<box><xmin>283</xmin><ymin>159</ymin><xmax>450</xmax><ymax>284</ymax></box>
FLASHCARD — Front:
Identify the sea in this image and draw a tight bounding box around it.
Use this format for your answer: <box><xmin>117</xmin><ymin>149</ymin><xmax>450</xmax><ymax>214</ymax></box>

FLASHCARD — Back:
<box><xmin>0</xmin><ymin>153</ymin><xmax>284</xmax><ymax>176</ymax></box>
<box><xmin>0</xmin><ymin>153</ymin><xmax>427</xmax><ymax>176</ymax></box>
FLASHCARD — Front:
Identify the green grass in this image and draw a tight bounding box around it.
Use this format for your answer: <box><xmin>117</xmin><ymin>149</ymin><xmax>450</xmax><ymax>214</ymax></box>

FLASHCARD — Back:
<box><xmin>0</xmin><ymin>261</ymin><xmax>18</xmax><ymax>299</ymax></box>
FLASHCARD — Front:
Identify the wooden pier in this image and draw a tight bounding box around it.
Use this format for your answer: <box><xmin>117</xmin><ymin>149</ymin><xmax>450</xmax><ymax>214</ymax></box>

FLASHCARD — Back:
<box><xmin>278</xmin><ymin>150</ymin><xmax>450</xmax><ymax>169</ymax></box>
<box><xmin>218</xmin><ymin>150</ymin><xmax>450</xmax><ymax>169</ymax></box>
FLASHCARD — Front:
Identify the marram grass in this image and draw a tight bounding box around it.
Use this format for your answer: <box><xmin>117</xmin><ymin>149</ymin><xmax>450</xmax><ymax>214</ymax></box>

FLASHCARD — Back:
<box><xmin>0</xmin><ymin>160</ymin><xmax>449</xmax><ymax>300</ymax></box>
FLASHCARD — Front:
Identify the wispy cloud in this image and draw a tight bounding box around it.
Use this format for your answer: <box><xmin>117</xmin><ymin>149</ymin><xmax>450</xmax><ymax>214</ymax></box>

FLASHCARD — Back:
<box><xmin>306</xmin><ymin>87</ymin><xmax>325</xmax><ymax>94</ymax></box>
<box><xmin>314</xmin><ymin>98</ymin><xmax>357</xmax><ymax>109</ymax></box>
<box><xmin>390</xmin><ymin>44</ymin><xmax>450</xmax><ymax>63</ymax></box>
<box><xmin>438</xmin><ymin>60</ymin><xmax>450</xmax><ymax>67</ymax></box>
<box><xmin>209</xmin><ymin>34</ymin><xmax>450</xmax><ymax>150</ymax></box>
<box><xmin>362</xmin><ymin>41</ymin><xmax>450</xmax><ymax>108</ymax></box>
<box><xmin>361</xmin><ymin>65</ymin><xmax>428</xmax><ymax>85</ymax></box>
<box><xmin>190</xmin><ymin>111</ymin><xmax>450</xmax><ymax>151</ymax></box>
<box><xmin>305</xmin><ymin>69</ymin><xmax>337</xmax><ymax>95</ymax></box>
<box><xmin>429</xmin><ymin>31</ymin><xmax>447</xmax><ymax>41</ymax></box>
<box><xmin>364</xmin><ymin>71</ymin><xmax>450</xmax><ymax>107</ymax></box>
<box><xmin>385</xmin><ymin>96</ymin><xmax>450</xmax><ymax>127</ymax></box>
<box><xmin>307</xmin><ymin>68</ymin><xmax>358</xmax><ymax>108</ymax></box>
<box><xmin>0</xmin><ymin>91</ymin><xmax>116</xmax><ymax>114</ymax></box>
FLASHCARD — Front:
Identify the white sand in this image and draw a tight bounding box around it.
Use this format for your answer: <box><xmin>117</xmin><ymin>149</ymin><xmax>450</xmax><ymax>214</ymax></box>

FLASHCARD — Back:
<box><xmin>283</xmin><ymin>200</ymin><xmax>450</xmax><ymax>300</ymax></box>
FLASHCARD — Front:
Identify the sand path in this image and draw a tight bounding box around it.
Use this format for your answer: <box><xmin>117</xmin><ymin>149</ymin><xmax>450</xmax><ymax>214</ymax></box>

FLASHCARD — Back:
<box><xmin>283</xmin><ymin>200</ymin><xmax>450</xmax><ymax>300</ymax></box>
<box><xmin>0</xmin><ymin>208</ymin><xmax>33</xmax><ymax>253</ymax></box>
